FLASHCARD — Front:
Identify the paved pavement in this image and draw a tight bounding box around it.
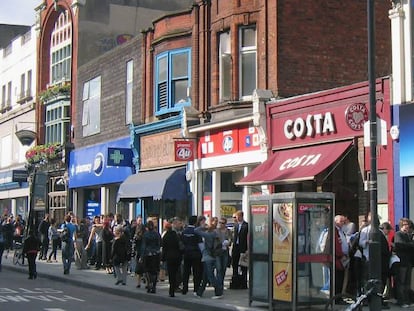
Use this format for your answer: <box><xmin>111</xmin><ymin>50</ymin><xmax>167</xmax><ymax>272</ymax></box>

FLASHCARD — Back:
<box><xmin>1</xmin><ymin>249</ymin><xmax>411</xmax><ymax>311</ymax></box>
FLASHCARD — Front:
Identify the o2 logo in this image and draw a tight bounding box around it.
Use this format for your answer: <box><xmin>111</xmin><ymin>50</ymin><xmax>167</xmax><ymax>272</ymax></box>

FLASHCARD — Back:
<box><xmin>93</xmin><ymin>153</ymin><xmax>105</xmax><ymax>176</ymax></box>
<box><xmin>222</xmin><ymin>136</ymin><xmax>234</xmax><ymax>153</ymax></box>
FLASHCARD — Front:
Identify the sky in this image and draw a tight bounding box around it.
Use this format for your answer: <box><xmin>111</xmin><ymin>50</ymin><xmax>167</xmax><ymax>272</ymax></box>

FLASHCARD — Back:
<box><xmin>0</xmin><ymin>0</ymin><xmax>40</xmax><ymax>26</ymax></box>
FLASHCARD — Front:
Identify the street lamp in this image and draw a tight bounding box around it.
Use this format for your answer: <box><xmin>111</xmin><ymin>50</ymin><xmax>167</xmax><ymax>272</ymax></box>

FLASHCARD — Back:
<box><xmin>367</xmin><ymin>1</ymin><xmax>382</xmax><ymax>310</ymax></box>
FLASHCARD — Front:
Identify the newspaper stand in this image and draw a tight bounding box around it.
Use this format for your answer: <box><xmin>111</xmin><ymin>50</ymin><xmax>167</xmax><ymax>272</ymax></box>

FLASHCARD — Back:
<box><xmin>249</xmin><ymin>192</ymin><xmax>335</xmax><ymax>310</ymax></box>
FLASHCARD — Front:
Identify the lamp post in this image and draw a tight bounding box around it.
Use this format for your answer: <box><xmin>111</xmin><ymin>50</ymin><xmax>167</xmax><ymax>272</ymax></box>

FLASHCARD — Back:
<box><xmin>367</xmin><ymin>1</ymin><xmax>382</xmax><ymax>310</ymax></box>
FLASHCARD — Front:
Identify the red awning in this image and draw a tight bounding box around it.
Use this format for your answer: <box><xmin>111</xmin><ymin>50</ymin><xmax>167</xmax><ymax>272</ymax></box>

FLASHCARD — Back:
<box><xmin>236</xmin><ymin>141</ymin><xmax>353</xmax><ymax>186</ymax></box>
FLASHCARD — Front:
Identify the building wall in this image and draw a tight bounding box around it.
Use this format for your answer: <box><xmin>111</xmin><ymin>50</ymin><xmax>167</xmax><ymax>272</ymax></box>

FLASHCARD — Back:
<box><xmin>75</xmin><ymin>36</ymin><xmax>142</xmax><ymax>148</ymax></box>
<box><xmin>276</xmin><ymin>1</ymin><xmax>391</xmax><ymax>97</ymax></box>
<box><xmin>142</xmin><ymin>9</ymin><xmax>193</xmax><ymax>123</ymax></box>
<box><xmin>0</xmin><ymin>26</ymin><xmax>37</xmax><ymax>168</ymax></box>
<box><xmin>204</xmin><ymin>0</ymin><xmax>392</xmax><ymax>106</ymax></box>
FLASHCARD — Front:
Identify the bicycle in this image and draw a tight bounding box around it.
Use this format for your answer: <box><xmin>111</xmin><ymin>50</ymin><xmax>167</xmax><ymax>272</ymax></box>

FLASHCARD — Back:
<box><xmin>12</xmin><ymin>241</ymin><xmax>26</xmax><ymax>266</ymax></box>
<box><xmin>324</xmin><ymin>279</ymin><xmax>383</xmax><ymax>311</ymax></box>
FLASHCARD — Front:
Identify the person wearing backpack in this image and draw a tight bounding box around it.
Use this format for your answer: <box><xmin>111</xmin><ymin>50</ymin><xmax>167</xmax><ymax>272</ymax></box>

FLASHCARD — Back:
<box><xmin>60</xmin><ymin>214</ymin><xmax>77</xmax><ymax>275</ymax></box>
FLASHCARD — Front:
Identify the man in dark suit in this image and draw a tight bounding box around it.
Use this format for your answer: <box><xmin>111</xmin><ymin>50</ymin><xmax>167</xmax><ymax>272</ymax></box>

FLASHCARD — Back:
<box><xmin>231</xmin><ymin>210</ymin><xmax>248</xmax><ymax>289</ymax></box>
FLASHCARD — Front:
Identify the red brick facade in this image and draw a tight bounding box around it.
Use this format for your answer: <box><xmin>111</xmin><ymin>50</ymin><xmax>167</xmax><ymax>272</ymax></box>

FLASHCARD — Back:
<box><xmin>142</xmin><ymin>0</ymin><xmax>391</xmax><ymax>120</ymax></box>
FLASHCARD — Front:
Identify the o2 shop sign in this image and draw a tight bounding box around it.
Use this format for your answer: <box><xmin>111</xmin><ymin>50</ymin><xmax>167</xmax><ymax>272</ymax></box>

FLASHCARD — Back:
<box><xmin>175</xmin><ymin>141</ymin><xmax>194</xmax><ymax>161</ymax></box>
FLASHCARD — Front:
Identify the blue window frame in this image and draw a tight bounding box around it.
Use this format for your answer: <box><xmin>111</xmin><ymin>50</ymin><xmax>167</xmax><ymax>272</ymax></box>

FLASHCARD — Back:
<box><xmin>155</xmin><ymin>48</ymin><xmax>191</xmax><ymax>115</ymax></box>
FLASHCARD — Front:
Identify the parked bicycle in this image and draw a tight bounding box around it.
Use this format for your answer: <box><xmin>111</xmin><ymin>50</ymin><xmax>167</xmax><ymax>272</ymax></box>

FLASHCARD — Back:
<box><xmin>324</xmin><ymin>279</ymin><xmax>382</xmax><ymax>311</ymax></box>
<box><xmin>12</xmin><ymin>241</ymin><xmax>26</xmax><ymax>266</ymax></box>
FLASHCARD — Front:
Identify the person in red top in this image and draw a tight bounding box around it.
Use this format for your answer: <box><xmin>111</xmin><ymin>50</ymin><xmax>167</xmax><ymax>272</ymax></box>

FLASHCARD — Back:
<box><xmin>334</xmin><ymin>215</ymin><xmax>347</xmax><ymax>304</ymax></box>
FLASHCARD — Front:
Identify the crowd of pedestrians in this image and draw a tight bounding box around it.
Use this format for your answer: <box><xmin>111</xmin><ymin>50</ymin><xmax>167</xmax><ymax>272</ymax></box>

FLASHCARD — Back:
<box><xmin>328</xmin><ymin>213</ymin><xmax>414</xmax><ymax>309</ymax></box>
<box><xmin>0</xmin><ymin>209</ymin><xmax>250</xmax><ymax>301</ymax></box>
<box><xmin>0</xmin><ymin>213</ymin><xmax>25</xmax><ymax>271</ymax></box>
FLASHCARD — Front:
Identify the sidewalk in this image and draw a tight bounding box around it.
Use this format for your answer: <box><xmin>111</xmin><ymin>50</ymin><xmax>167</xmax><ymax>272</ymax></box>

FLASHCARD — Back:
<box><xmin>1</xmin><ymin>250</ymin><xmax>408</xmax><ymax>311</ymax></box>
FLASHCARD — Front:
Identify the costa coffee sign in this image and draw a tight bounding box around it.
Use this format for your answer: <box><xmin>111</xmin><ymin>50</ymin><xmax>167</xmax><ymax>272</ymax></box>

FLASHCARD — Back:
<box><xmin>270</xmin><ymin>103</ymin><xmax>372</xmax><ymax>148</ymax></box>
<box><xmin>345</xmin><ymin>103</ymin><xmax>368</xmax><ymax>131</ymax></box>
<box><xmin>284</xmin><ymin>112</ymin><xmax>335</xmax><ymax>140</ymax></box>
<box><xmin>174</xmin><ymin>141</ymin><xmax>194</xmax><ymax>161</ymax></box>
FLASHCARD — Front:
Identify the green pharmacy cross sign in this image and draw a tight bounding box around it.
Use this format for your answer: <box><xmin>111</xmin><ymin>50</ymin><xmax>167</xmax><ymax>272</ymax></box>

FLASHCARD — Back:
<box><xmin>110</xmin><ymin>149</ymin><xmax>124</xmax><ymax>165</ymax></box>
<box><xmin>107</xmin><ymin>148</ymin><xmax>133</xmax><ymax>167</ymax></box>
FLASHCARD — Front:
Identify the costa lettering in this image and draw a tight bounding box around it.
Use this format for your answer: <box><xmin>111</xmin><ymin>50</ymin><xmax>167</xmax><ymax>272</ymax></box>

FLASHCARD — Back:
<box><xmin>283</xmin><ymin>112</ymin><xmax>335</xmax><ymax>140</ymax></box>
<box><xmin>279</xmin><ymin>154</ymin><xmax>321</xmax><ymax>170</ymax></box>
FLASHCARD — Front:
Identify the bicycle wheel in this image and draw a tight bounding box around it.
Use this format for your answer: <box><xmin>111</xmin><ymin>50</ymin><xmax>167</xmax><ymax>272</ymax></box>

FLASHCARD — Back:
<box><xmin>13</xmin><ymin>250</ymin><xmax>26</xmax><ymax>266</ymax></box>
<box><xmin>12</xmin><ymin>250</ymin><xmax>20</xmax><ymax>265</ymax></box>
<box><xmin>324</xmin><ymin>293</ymin><xmax>359</xmax><ymax>311</ymax></box>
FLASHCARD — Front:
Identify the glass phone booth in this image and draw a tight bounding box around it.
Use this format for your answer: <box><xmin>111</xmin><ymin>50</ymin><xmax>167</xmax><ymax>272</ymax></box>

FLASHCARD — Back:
<box><xmin>249</xmin><ymin>192</ymin><xmax>334</xmax><ymax>310</ymax></box>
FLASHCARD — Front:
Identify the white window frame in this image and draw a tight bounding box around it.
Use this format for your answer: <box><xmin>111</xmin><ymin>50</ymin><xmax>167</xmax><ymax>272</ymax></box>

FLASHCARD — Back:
<box><xmin>219</xmin><ymin>31</ymin><xmax>231</xmax><ymax>102</ymax></box>
<box><xmin>82</xmin><ymin>76</ymin><xmax>101</xmax><ymax>137</ymax></box>
<box><xmin>239</xmin><ymin>25</ymin><xmax>257</xmax><ymax>100</ymax></box>
<box><xmin>126</xmin><ymin>60</ymin><xmax>133</xmax><ymax>125</ymax></box>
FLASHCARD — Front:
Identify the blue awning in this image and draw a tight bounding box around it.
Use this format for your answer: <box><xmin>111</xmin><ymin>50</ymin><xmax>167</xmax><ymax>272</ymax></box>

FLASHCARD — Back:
<box><xmin>117</xmin><ymin>167</ymin><xmax>188</xmax><ymax>201</ymax></box>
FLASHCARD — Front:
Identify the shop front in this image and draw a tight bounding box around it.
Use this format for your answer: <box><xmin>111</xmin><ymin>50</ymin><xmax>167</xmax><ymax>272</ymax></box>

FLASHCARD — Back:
<box><xmin>0</xmin><ymin>169</ymin><xmax>29</xmax><ymax>219</ymax></box>
<box><xmin>117</xmin><ymin>128</ymin><xmax>190</xmax><ymax>226</ymax></box>
<box><xmin>238</xmin><ymin>78</ymin><xmax>394</xmax><ymax>226</ymax></box>
<box><xmin>190</xmin><ymin>123</ymin><xmax>267</xmax><ymax>223</ymax></box>
<box><xmin>68</xmin><ymin>137</ymin><xmax>134</xmax><ymax>220</ymax></box>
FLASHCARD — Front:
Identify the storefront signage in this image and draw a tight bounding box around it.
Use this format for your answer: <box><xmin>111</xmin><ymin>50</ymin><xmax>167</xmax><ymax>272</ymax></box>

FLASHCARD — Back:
<box><xmin>283</xmin><ymin>112</ymin><xmax>335</xmax><ymax>140</ymax></box>
<box><xmin>345</xmin><ymin>103</ymin><xmax>368</xmax><ymax>131</ymax></box>
<box><xmin>141</xmin><ymin>129</ymin><xmax>179</xmax><ymax>169</ymax></box>
<box><xmin>68</xmin><ymin>137</ymin><xmax>133</xmax><ymax>188</ymax></box>
<box><xmin>279</xmin><ymin>153</ymin><xmax>321</xmax><ymax>170</ymax></box>
<box><xmin>174</xmin><ymin>140</ymin><xmax>194</xmax><ymax>161</ymax></box>
<box><xmin>267</xmin><ymin>79</ymin><xmax>396</xmax><ymax>149</ymax></box>
<box><xmin>12</xmin><ymin>170</ymin><xmax>28</xmax><ymax>182</ymax></box>
<box><xmin>0</xmin><ymin>169</ymin><xmax>28</xmax><ymax>184</ymax></box>
<box><xmin>199</xmin><ymin>124</ymin><xmax>260</xmax><ymax>158</ymax></box>
<box><xmin>107</xmin><ymin>148</ymin><xmax>133</xmax><ymax>167</ymax></box>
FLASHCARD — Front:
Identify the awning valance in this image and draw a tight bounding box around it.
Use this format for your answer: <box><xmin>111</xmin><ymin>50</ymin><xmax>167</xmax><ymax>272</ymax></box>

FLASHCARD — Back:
<box><xmin>117</xmin><ymin>167</ymin><xmax>187</xmax><ymax>201</ymax></box>
<box><xmin>236</xmin><ymin>141</ymin><xmax>353</xmax><ymax>186</ymax></box>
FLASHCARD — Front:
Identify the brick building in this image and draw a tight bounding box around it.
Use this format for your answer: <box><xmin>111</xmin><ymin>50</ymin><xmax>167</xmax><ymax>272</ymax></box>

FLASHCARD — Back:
<box><xmin>116</xmin><ymin>0</ymin><xmax>392</xmax><ymax>223</ymax></box>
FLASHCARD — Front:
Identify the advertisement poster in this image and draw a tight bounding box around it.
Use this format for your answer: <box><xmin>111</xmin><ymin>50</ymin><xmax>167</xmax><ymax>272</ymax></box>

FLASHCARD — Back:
<box><xmin>272</xmin><ymin>202</ymin><xmax>293</xmax><ymax>302</ymax></box>
<box><xmin>273</xmin><ymin>261</ymin><xmax>292</xmax><ymax>302</ymax></box>
<box><xmin>251</xmin><ymin>204</ymin><xmax>269</xmax><ymax>254</ymax></box>
<box><xmin>272</xmin><ymin>202</ymin><xmax>293</xmax><ymax>262</ymax></box>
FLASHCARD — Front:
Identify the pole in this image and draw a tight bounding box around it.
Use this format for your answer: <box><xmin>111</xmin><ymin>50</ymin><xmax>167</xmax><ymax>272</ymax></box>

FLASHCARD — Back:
<box><xmin>367</xmin><ymin>1</ymin><xmax>382</xmax><ymax>310</ymax></box>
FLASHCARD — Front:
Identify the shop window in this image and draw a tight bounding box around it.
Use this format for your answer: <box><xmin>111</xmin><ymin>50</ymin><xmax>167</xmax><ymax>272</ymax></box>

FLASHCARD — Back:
<box><xmin>221</xmin><ymin>171</ymin><xmax>243</xmax><ymax>192</ymax></box>
<box><xmin>82</xmin><ymin>76</ymin><xmax>101</xmax><ymax>136</ymax></box>
<box><xmin>239</xmin><ymin>26</ymin><xmax>257</xmax><ymax>100</ymax></box>
<box><xmin>155</xmin><ymin>48</ymin><xmax>191</xmax><ymax>116</ymax></box>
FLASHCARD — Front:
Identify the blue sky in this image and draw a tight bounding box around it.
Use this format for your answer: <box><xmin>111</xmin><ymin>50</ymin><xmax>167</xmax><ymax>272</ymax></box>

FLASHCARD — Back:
<box><xmin>0</xmin><ymin>0</ymin><xmax>40</xmax><ymax>26</ymax></box>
